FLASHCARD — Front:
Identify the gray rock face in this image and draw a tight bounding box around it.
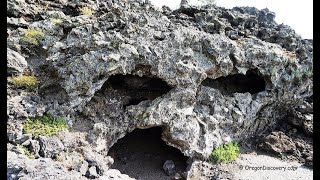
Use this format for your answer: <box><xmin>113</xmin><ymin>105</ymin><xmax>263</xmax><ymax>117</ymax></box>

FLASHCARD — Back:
<box><xmin>15</xmin><ymin>133</ymin><xmax>32</xmax><ymax>144</ymax></box>
<box><xmin>99</xmin><ymin>169</ymin><xmax>135</xmax><ymax>180</ymax></box>
<box><xmin>83</xmin><ymin>149</ymin><xmax>114</xmax><ymax>176</ymax></box>
<box><xmin>7</xmin><ymin>0</ymin><xmax>313</xmax><ymax>179</ymax></box>
<box><xmin>7</xmin><ymin>91</ymin><xmax>46</xmax><ymax>124</ymax></box>
<box><xmin>7</xmin><ymin>48</ymin><xmax>28</xmax><ymax>75</ymax></box>
<box><xmin>7</xmin><ymin>151</ymin><xmax>86</xmax><ymax>180</ymax></box>
<box><xmin>26</xmin><ymin>0</ymin><xmax>310</xmax><ymax>159</ymax></box>
<box><xmin>56</xmin><ymin>151</ymin><xmax>85</xmax><ymax>172</ymax></box>
<box><xmin>7</xmin><ymin>17</ymin><xmax>29</xmax><ymax>28</ymax></box>
<box><xmin>39</xmin><ymin>136</ymin><xmax>65</xmax><ymax>158</ymax></box>
<box><xmin>28</xmin><ymin>140</ymin><xmax>41</xmax><ymax>158</ymax></box>
<box><xmin>7</xmin><ymin>122</ymin><xmax>23</xmax><ymax>143</ymax></box>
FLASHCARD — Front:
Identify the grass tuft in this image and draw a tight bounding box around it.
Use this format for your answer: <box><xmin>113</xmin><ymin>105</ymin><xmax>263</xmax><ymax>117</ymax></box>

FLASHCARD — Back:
<box><xmin>23</xmin><ymin>115</ymin><xmax>68</xmax><ymax>137</ymax></box>
<box><xmin>79</xmin><ymin>6</ymin><xmax>93</xmax><ymax>15</ymax></box>
<box><xmin>210</xmin><ymin>141</ymin><xmax>240</xmax><ymax>163</ymax></box>
<box><xmin>22</xmin><ymin>28</ymin><xmax>44</xmax><ymax>45</ymax></box>
<box><xmin>9</xmin><ymin>75</ymin><xmax>38</xmax><ymax>91</ymax></box>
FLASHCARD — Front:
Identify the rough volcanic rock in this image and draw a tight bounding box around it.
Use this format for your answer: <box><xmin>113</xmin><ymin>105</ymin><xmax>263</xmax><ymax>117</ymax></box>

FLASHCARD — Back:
<box><xmin>99</xmin><ymin>169</ymin><xmax>135</xmax><ymax>180</ymax></box>
<box><xmin>260</xmin><ymin>131</ymin><xmax>296</xmax><ymax>154</ymax></box>
<box><xmin>38</xmin><ymin>136</ymin><xmax>65</xmax><ymax>158</ymax></box>
<box><xmin>7</xmin><ymin>151</ymin><xmax>86</xmax><ymax>180</ymax></box>
<box><xmin>258</xmin><ymin>117</ymin><xmax>313</xmax><ymax>168</ymax></box>
<box><xmin>186</xmin><ymin>160</ymin><xmax>234</xmax><ymax>180</ymax></box>
<box><xmin>7</xmin><ymin>0</ymin><xmax>313</xmax><ymax>179</ymax></box>
<box><xmin>82</xmin><ymin>148</ymin><xmax>114</xmax><ymax>176</ymax></box>
<box><xmin>7</xmin><ymin>48</ymin><xmax>28</xmax><ymax>75</ymax></box>
<box><xmin>7</xmin><ymin>121</ymin><xmax>23</xmax><ymax>143</ymax></box>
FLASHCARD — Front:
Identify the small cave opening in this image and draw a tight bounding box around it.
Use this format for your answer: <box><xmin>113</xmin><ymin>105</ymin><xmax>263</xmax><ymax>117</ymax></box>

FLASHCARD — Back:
<box><xmin>108</xmin><ymin>127</ymin><xmax>189</xmax><ymax>180</ymax></box>
<box><xmin>126</xmin><ymin>98</ymin><xmax>149</xmax><ymax>106</ymax></box>
<box><xmin>100</xmin><ymin>74</ymin><xmax>172</xmax><ymax>108</ymax></box>
<box><xmin>62</xmin><ymin>5</ymin><xmax>80</xmax><ymax>16</ymax></box>
<box><xmin>202</xmin><ymin>69</ymin><xmax>266</xmax><ymax>95</ymax></box>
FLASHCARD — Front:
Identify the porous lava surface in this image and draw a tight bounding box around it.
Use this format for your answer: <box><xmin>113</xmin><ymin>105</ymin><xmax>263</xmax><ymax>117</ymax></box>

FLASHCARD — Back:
<box><xmin>7</xmin><ymin>0</ymin><xmax>312</xmax><ymax>179</ymax></box>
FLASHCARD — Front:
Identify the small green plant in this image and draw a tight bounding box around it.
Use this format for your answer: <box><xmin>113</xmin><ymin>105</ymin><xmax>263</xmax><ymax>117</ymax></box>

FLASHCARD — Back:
<box><xmin>79</xmin><ymin>6</ymin><xmax>93</xmax><ymax>15</ymax></box>
<box><xmin>9</xmin><ymin>75</ymin><xmax>39</xmax><ymax>91</ymax></box>
<box><xmin>210</xmin><ymin>141</ymin><xmax>240</xmax><ymax>163</ymax></box>
<box><xmin>23</xmin><ymin>115</ymin><xmax>68</xmax><ymax>137</ymax></box>
<box><xmin>22</xmin><ymin>28</ymin><xmax>44</xmax><ymax>45</ymax></box>
<box><xmin>51</xmin><ymin>18</ymin><xmax>63</xmax><ymax>24</ymax></box>
<box><xmin>17</xmin><ymin>145</ymin><xmax>35</xmax><ymax>159</ymax></box>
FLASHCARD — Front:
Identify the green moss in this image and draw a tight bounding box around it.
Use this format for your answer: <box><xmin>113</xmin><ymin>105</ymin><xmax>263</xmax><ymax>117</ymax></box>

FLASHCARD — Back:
<box><xmin>17</xmin><ymin>145</ymin><xmax>35</xmax><ymax>159</ymax></box>
<box><xmin>9</xmin><ymin>75</ymin><xmax>39</xmax><ymax>91</ymax></box>
<box><xmin>22</xmin><ymin>28</ymin><xmax>44</xmax><ymax>45</ymax></box>
<box><xmin>210</xmin><ymin>141</ymin><xmax>240</xmax><ymax>163</ymax></box>
<box><xmin>23</xmin><ymin>115</ymin><xmax>68</xmax><ymax>137</ymax></box>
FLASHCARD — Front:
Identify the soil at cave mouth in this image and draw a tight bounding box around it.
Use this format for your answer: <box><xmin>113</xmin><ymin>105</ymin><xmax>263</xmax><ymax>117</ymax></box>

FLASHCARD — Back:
<box><xmin>108</xmin><ymin>127</ymin><xmax>189</xmax><ymax>180</ymax></box>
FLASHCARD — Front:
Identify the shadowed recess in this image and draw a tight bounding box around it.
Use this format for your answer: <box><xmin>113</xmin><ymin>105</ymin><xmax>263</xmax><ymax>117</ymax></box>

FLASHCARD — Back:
<box><xmin>202</xmin><ymin>69</ymin><xmax>266</xmax><ymax>94</ymax></box>
<box><xmin>108</xmin><ymin>127</ymin><xmax>188</xmax><ymax>180</ymax></box>
<box><xmin>102</xmin><ymin>74</ymin><xmax>172</xmax><ymax>107</ymax></box>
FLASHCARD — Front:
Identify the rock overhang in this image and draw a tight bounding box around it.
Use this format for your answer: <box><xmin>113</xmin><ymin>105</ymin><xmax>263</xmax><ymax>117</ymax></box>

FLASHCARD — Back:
<box><xmin>10</xmin><ymin>0</ymin><xmax>312</xmax><ymax>161</ymax></box>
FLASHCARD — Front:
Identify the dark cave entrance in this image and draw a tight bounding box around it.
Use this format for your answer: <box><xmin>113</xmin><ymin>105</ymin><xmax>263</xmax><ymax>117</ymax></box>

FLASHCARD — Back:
<box><xmin>99</xmin><ymin>74</ymin><xmax>172</xmax><ymax>108</ymax></box>
<box><xmin>202</xmin><ymin>69</ymin><xmax>266</xmax><ymax>95</ymax></box>
<box><xmin>107</xmin><ymin>127</ymin><xmax>189</xmax><ymax>180</ymax></box>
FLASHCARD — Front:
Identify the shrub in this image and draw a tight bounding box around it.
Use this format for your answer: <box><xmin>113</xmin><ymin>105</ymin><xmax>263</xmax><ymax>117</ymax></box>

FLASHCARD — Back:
<box><xmin>22</xmin><ymin>28</ymin><xmax>44</xmax><ymax>45</ymax></box>
<box><xmin>17</xmin><ymin>144</ymin><xmax>35</xmax><ymax>159</ymax></box>
<box><xmin>23</xmin><ymin>115</ymin><xmax>68</xmax><ymax>137</ymax></box>
<box><xmin>9</xmin><ymin>75</ymin><xmax>39</xmax><ymax>91</ymax></box>
<box><xmin>79</xmin><ymin>6</ymin><xmax>93</xmax><ymax>15</ymax></box>
<box><xmin>210</xmin><ymin>141</ymin><xmax>240</xmax><ymax>162</ymax></box>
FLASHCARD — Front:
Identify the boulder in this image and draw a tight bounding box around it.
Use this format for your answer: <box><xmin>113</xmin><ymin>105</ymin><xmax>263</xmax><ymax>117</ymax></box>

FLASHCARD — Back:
<box><xmin>38</xmin><ymin>136</ymin><xmax>65</xmax><ymax>158</ymax></box>
<box><xmin>260</xmin><ymin>131</ymin><xmax>296</xmax><ymax>154</ymax></box>
<box><xmin>163</xmin><ymin>160</ymin><xmax>176</xmax><ymax>176</ymax></box>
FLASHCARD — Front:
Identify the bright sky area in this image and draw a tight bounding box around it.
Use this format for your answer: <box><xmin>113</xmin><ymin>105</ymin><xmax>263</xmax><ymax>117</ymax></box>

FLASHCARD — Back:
<box><xmin>149</xmin><ymin>0</ymin><xmax>313</xmax><ymax>39</ymax></box>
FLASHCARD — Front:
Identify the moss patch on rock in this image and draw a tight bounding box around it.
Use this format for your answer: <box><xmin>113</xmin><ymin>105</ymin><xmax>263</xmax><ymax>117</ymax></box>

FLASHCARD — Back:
<box><xmin>23</xmin><ymin>115</ymin><xmax>68</xmax><ymax>137</ymax></box>
<box><xmin>22</xmin><ymin>28</ymin><xmax>44</xmax><ymax>45</ymax></box>
<box><xmin>9</xmin><ymin>75</ymin><xmax>39</xmax><ymax>91</ymax></box>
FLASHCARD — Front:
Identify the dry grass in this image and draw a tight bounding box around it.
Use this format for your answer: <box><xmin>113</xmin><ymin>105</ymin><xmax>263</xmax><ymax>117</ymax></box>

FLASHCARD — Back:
<box><xmin>79</xmin><ymin>6</ymin><xmax>93</xmax><ymax>15</ymax></box>
<box><xmin>51</xmin><ymin>18</ymin><xmax>63</xmax><ymax>24</ymax></box>
<box><xmin>22</xmin><ymin>28</ymin><xmax>44</xmax><ymax>45</ymax></box>
<box><xmin>23</xmin><ymin>115</ymin><xmax>68</xmax><ymax>137</ymax></box>
<box><xmin>9</xmin><ymin>75</ymin><xmax>39</xmax><ymax>91</ymax></box>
